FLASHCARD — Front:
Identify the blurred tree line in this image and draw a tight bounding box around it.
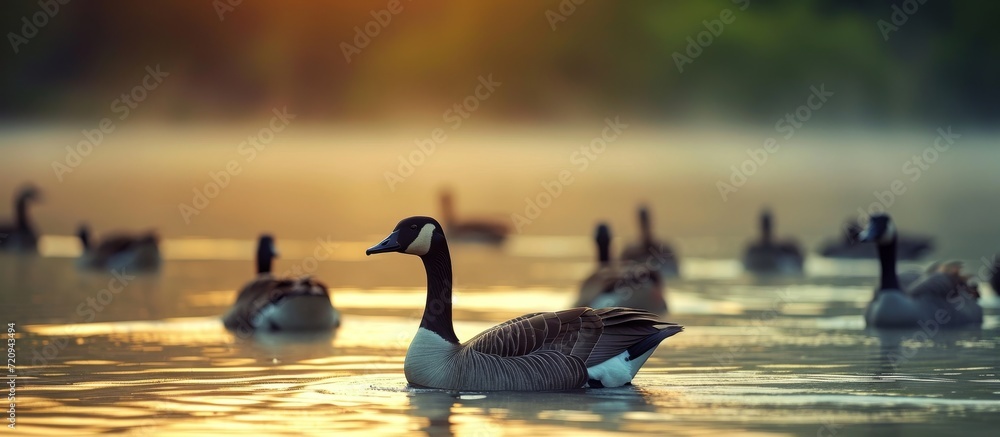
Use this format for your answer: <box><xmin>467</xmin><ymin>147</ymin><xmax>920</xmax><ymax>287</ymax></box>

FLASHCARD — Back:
<box><xmin>0</xmin><ymin>0</ymin><xmax>997</xmax><ymax>125</ymax></box>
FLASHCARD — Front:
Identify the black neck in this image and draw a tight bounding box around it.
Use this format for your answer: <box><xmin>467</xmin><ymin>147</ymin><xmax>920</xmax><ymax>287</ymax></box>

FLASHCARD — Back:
<box><xmin>256</xmin><ymin>251</ymin><xmax>272</xmax><ymax>275</ymax></box>
<box><xmin>597</xmin><ymin>239</ymin><xmax>611</xmax><ymax>266</ymax></box>
<box><xmin>877</xmin><ymin>236</ymin><xmax>900</xmax><ymax>291</ymax></box>
<box><xmin>78</xmin><ymin>231</ymin><xmax>91</xmax><ymax>251</ymax></box>
<box><xmin>15</xmin><ymin>198</ymin><xmax>30</xmax><ymax>230</ymax></box>
<box><xmin>420</xmin><ymin>237</ymin><xmax>459</xmax><ymax>344</ymax></box>
<box><xmin>640</xmin><ymin>220</ymin><xmax>653</xmax><ymax>245</ymax></box>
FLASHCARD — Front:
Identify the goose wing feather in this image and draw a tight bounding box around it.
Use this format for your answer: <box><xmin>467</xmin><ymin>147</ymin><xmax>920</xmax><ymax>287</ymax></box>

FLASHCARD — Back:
<box><xmin>464</xmin><ymin>306</ymin><xmax>679</xmax><ymax>367</ymax></box>
<box><xmin>464</xmin><ymin>308</ymin><xmax>602</xmax><ymax>360</ymax></box>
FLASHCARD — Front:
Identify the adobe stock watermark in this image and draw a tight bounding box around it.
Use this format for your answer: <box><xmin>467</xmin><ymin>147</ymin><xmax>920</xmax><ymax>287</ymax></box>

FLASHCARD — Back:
<box><xmin>30</xmin><ymin>267</ymin><xmax>136</xmax><ymax>367</ymax></box>
<box><xmin>850</xmin><ymin>126</ymin><xmax>959</xmax><ymax>226</ymax></box>
<box><xmin>340</xmin><ymin>0</ymin><xmax>412</xmax><ymax>63</ymax></box>
<box><xmin>213</xmin><ymin>0</ymin><xmax>243</xmax><ymax>21</ymax></box>
<box><xmin>877</xmin><ymin>0</ymin><xmax>929</xmax><ymax>41</ymax></box>
<box><xmin>884</xmin><ymin>277</ymin><xmax>980</xmax><ymax>370</ymax></box>
<box><xmin>51</xmin><ymin>64</ymin><xmax>169</xmax><ymax>182</ymax></box>
<box><xmin>510</xmin><ymin>116</ymin><xmax>627</xmax><ymax>232</ymax></box>
<box><xmin>712</xmin><ymin>288</ymin><xmax>794</xmax><ymax>371</ymax></box>
<box><xmin>178</xmin><ymin>107</ymin><xmax>296</xmax><ymax>224</ymax></box>
<box><xmin>545</xmin><ymin>0</ymin><xmax>588</xmax><ymax>31</ymax></box>
<box><xmin>673</xmin><ymin>0</ymin><xmax>749</xmax><ymax>73</ymax></box>
<box><xmin>7</xmin><ymin>0</ymin><xmax>71</xmax><ymax>54</ymax></box>
<box><xmin>383</xmin><ymin>74</ymin><xmax>501</xmax><ymax>192</ymax></box>
<box><xmin>716</xmin><ymin>84</ymin><xmax>833</xmax><ymax>201</ymax></box>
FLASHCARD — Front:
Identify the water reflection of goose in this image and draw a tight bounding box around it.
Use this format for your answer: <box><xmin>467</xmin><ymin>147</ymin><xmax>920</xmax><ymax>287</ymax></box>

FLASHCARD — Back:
<box><xmin>407</xmin><ymin>386</ymin><xmax>658</xmax><ymax>436</ymax></box>
<box><xmin>871</xmin><ymin>328</ymin><xmax>986</xmax><ymax>380</ymax></box>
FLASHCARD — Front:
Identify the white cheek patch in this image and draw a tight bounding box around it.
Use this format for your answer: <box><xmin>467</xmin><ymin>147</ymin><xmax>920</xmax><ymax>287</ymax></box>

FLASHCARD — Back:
<box><xmin>879</xmin><ymin>222</ymin><xmax>896</xmax><ymax>244</ymax></box>
<box><xmin>404</xmin><ymin>224</ymin><xmax>436</xmax><ymax>255</ymax></box>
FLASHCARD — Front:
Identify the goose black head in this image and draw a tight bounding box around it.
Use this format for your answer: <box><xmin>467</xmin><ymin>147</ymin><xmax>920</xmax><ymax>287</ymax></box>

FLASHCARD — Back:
<box><xmin>638</xmin><ymin>206</ymin><xmax>650</xmax><ymax>227</ymax></box>
<box><xmin>595</xmin><ymin>222</ymin><xmax>612</xmax><ymax>264</ymax></box>
<box><xmin>258</xmin><ymin>234</ymin><xmax>278</xmax><ymax>257</ymax></box>
<box><xmin>367</xmin><ymin>216</ymin><xmax>445</xmax><ymax>257</ymax></box>
<box><xmin>17</xmin><ymin>185</ymin><xmax>41</xmax><ymax>203</ymax></box>
<box><xmin>595</xmin><ymin>223</ymin><xmax>611</xmax><ymax>246</ymax></box>
<box><xmin>858</xmin><ymin>214</ymin><xmax>896</xmax><ymax>245</ymax></box>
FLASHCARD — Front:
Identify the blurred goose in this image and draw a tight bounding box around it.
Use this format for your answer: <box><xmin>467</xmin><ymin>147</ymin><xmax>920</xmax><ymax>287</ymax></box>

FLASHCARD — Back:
<box><xmin>989</xmin><ymin>254</ymin><xmax>1000</xmax><ymax>295</ymax></box>
<box><xmin>577</xmin><ymin>223</ymin><xmax>667</xmax><ymax>313</ymax></box>
<box><xmin>440</xmin><ymin>189</ymin><xmax>509</xmax><ymax>244</ymax></box>
<box><xmin>0</xmin><ymin>185</ymin><xmax>41</xmax><ymax>253</ymax></box>
<box><xmin>366</xmin><ymin>216</ymin><xmax>682</xmax><ymax>390</ymax></box>
<box><xmin>620</xmin><ymin>206</ymin><xmax>679</xmax><ymax>277</ymax></box>
<box><xmin>223</xmin><ymin>235</ymin><xmax>340</xmax><ymax>333</ymax></box>
<box><xmin>76</xmin><ymin>224</ymin><xmax>161</xmax><ymax>272</ymax></box>
<box><xmin>819</xmin><ymin>218</ymin><xmax>933</xmax><ymax>260</ymax></box>
<box><xmin>859</xmin><ymin>214</ymin><xmax>981</xmax><ymax>328</ymax></box>
<box><xmin>742</xmin><ymin>208</ymin><xmax>804</xmax><ymax>275</ymax></box>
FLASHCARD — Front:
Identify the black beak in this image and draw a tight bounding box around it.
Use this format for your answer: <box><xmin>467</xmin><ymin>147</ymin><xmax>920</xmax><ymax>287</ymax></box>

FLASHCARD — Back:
<box><xmin>366</xmin><ymin>230</ymin><xmax>401</xmax><ymax>255</ymax></box>
<box><xmin>857</xmin><ymin>225</ymin><xmax>876</xmax><ymax>242</ymax></box>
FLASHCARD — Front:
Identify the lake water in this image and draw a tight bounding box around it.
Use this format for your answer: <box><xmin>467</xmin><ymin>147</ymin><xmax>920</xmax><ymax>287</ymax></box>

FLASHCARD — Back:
<box><xmin>1</xmin><ymin>125</ymin><xmax>999</xmax><ymax>436</ymax></box>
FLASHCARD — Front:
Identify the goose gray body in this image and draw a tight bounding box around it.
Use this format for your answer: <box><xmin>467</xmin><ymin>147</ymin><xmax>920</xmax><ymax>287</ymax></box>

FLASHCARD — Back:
<box><xmin>223</xmin><ymin>275</ymin><xmax>339</xmax><ymax>332</ymax></box>
<box><xmin>620</xmin><ymin>207</ymin><xmax>679</xmax><ymax>277</ymax></box>
<box><xmin>223</xmin><ymin>235</ymin><xmax>339</xmax><ymax>333</ymax></box>
<box><xmin>367</xmin><ymin>216</ymin><xmax>682</xmax><ymax>391</ymax></box>
<box><xmin>0</xmin><ymin>185</ymin><xmax>41</xmax><ymax>254</ymax></box>
<box><xmin>820</xmin><ymin>219</ymin><xmax>934</xmax><ymax>260</ymax></box>
<box><xmin>76</xmin><ymin>225</ymin><xmax>161</xmax><ymax>272</ymax></box>
<box><xmin>440</xmin><ymin>190</ymin><xmax>509</xmax><ymax>244</ymax></box>
<box><xmin>578</xmin><ymin>223</ymin><xmax>666</xmax><ymax>313</ymax></box>
<box><xmin>860</xmin><ymin>215</ymin><xmax>982</xmax><ymax>329</ymax></box>
<box><xmin>742</xmin><ymin>209</ymin><xmax>803</xmax><ymax>275</ymax></box>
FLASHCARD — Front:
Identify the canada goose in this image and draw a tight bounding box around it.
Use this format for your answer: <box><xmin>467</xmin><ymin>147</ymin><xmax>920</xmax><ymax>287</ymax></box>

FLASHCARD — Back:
<box><xmin>366</xmin><ymin>216</ymin><xmax>682</xmax><ymax>391</ymax></box>
<box><xmin>76</xmin><ymin>224</ymin><xmax>161</xmax><ymax>272</ymax></box>
<box><xmin>742</xmin><ymin>209</ymin><xmax>804</xmax><ymax>275</ymax></box>
<box><xmin>0</xmin><ymin>185</ymin><xmax>41</xmax><ymax>254</ymax></box>
<box><xmin>859</xmin><ymin>214</ymin><xmax>982</xmax><ymax>329</ymax></box>
<box><xmin>620</xmin><ymin>206</ymin><xmax>679</xmax><ymax>277</ymax></box>
<box><xmin>223</xmin><ymin>235</ymin><xmax>340</xmax><ymax>333</ymax></box>
<box><xmin>577</xmin><ymin>223</ymin><xmax>666</xmax><ymax>313</ymax></box>
<box><xmin>440</xmin><ymin>190</ymin><xmax>509</xmax><ymax>244</ymax></box>
<box><xmin>819</xmin><ymin>218</ymin><xmax>933</xmax><ymax>260</ymax></box>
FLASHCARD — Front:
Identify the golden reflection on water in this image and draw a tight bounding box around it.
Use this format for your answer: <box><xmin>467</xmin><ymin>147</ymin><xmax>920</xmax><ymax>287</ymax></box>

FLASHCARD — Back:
<box><xmin>3</xmin><ymin>127</ymin><xmax>1000</xmax><ymax>434</ymax></box>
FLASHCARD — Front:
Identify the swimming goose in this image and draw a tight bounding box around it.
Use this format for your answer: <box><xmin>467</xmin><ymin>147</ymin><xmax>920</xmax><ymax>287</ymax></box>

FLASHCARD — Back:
<box><xmin>620</xmin><ymin>206</ymin><xmax>680</xmax><ymax>277</ymax></box>
<box><xmin>0</xmin><ymin>185</ymin><xmax>41</xmax><ymax>254</ymax></box>
<box><xmin>577</xmin><ymin>223</ymin><xmax>666</xmax><ymax>313</ymax></box>
<box><xmin>819</xmin><ymin>218</ymin><xmax>933</xmax><ymax>260</ymax></box>
<box><xmin>440</xmin><ymin>190</ymin><xmax>509</xmax><ymax>244</ymax></box>
<box><xmin>742</xmin><ymin>208</ymin><xmax>804</xmax><ymax>275</ymax></box>
<box><xmin>76</xmin><ymin>224</ymin><xmax>161</xmax><ymax>272</ymax></box>
<box><xmin>223</xmin><ymin>235</ymin><xmax>340</xmax><ymax>333</ymax></box>
<box><xmin>859</xmin><ymin>214</ymin><xmax>982</xmax><ymax>328</ymax></box>
<box><xmin>366</xmin><ymin>216</ymin><xmax>682</xmax><ymax>391</ymax></box>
